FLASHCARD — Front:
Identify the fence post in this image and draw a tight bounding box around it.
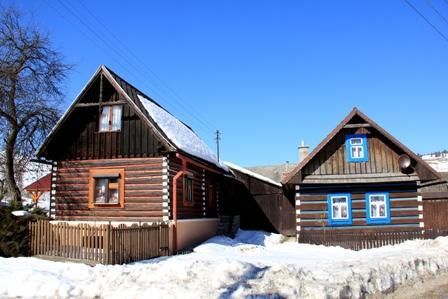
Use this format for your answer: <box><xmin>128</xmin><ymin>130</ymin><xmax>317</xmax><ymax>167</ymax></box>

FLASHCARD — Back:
<box><xmin>105</xmin><ymin>223</ymin><xmax>111</xmax><ymax>264</ymax></box>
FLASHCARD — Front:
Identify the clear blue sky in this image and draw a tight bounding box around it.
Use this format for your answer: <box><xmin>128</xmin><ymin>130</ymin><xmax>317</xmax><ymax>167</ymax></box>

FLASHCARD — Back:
<box><xmin>10</xmin><ymin>0</ymin><xmax>448</xmax><ymax>166</ymax></box>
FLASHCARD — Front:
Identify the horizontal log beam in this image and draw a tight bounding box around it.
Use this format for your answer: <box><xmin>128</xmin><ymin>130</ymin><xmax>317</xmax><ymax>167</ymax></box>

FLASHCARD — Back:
<box><xmin>343</xmin><ymin>123</ymin><xmax>372</xmax><ymax>129</ymax></box>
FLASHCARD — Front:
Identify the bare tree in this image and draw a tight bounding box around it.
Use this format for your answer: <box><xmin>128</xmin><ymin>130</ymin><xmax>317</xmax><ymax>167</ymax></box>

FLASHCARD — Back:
<box><xmin>0</xmin><ymin>6</ymin><xmax>70</xmax><ymax>204</ymax></box>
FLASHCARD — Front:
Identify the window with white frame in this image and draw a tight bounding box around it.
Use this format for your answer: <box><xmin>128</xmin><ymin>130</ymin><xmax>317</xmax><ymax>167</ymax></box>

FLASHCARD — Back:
<box><xmin>366</xmin><ymin>193</ymin><xmax>390</xmax><ymax>223</ymax></box>
<box><xmin>331</xmin><ymin>196</ymin><xmax>349</xmax><ymax>220</ymax></box>
<box><xmin>346</xmin><ymin>134</ymin><xmax>368</xmax><ymax>162</ymax></box>
<box><xmin>99</xmin><ymin>105</ymin><xmax>122</xmax><ymax>132</ymax></box>
<box><xmin>350</xmin><ymin>138</ymin><xmax>364</xmax><ymax>159</ymax></box>
<box><xmin>327</xmin><ymin>193</ymin><xmax>352</xmax><ymax>225</ymax></box>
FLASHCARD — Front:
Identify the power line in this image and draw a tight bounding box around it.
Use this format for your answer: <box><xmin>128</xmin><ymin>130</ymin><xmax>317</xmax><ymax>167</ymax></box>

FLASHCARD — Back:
<box><xmin>77</xmin><ymin>0</ymin><xmax>217</xmax><ymax>132</ymax></box>
<box><xmin>53</xmin><ymin>0</ymin><xmax>170</xmax><ymax>105</ymax></box>
<box><xmin>47</xmin><ymin>0</ymin><xmax>218</xmax><ymax>135</ymax></box>
<box><xmin>404</xmin><ymin>0</ymin><xmax>448</xmax><ymax>44</ymax></box>
<box><xmin>426</xmin><ymin>0</ymin><xmax>448</xmax><ymax>26</ymax></box>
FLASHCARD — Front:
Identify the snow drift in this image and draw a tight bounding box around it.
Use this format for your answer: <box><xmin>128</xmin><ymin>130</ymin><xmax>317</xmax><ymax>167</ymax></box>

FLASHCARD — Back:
<box><xmin>1</xmin><ymin>230</ymin><xmax>448</xmax><ymax>298</ymax></box>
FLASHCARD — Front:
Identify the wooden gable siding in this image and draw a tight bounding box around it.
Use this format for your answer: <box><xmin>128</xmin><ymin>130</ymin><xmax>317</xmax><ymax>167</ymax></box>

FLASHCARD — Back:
<box><xmin>296</xmin><ymin>182</ymin><xmax>422</xmax><ymax>232</ymax></box>
<box><xmin>168</xmin><ymin>155</ymin><xmax>219</xmax><ymax>219</ymax></box>
<box><xmin>54</xmin><ymin>157</ymin><xmax>165</xmax><ymax>221</ymax></box>
<box><xmin>302</xmin><ymin>127</ymin><xmax>407</xmax><ymax>177</ymax></box>
<box><xmin>43</xmin><ymin>76</ymin><xmax>166</xmax><ymax>160</ymax></box>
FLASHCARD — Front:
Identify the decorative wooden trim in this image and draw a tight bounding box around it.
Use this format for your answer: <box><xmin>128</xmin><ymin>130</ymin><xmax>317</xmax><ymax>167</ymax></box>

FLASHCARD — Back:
<box><xmin>88</xmin><ymin>168</ymin><xmax>125</xmax><ymax>208</ymax></box>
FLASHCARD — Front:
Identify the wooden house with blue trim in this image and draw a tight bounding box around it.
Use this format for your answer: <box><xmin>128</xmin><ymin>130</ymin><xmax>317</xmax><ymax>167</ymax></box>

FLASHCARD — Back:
<box><xmin>282</xmin><ymin>108</ymin><xmax>448</xmax><ymax>242</ymax></box>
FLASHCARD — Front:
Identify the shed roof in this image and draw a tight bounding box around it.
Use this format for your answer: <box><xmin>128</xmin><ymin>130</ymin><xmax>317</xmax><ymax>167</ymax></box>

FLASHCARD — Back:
<box><xmin>224</xmin><ymin>161</ymin><xmax>282</xmax><ymax>187</ymax></box>
<box><xmin>246</xmin><ymin>164</ymin><xmax>296</xmax><ymax>184</ymax></box>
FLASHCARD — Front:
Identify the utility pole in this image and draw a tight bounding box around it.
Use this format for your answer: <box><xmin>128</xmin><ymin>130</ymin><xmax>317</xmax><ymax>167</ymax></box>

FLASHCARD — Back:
<box><xmin>215</xmin><ymin>130</ymin><xmax>221</xmax><ymax>162</ymax></box>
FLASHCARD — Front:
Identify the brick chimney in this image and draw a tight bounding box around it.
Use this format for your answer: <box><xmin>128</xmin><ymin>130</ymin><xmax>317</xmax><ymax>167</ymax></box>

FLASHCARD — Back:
<box><xmin>298</xmin><ymin>140</ymin><xmax>309</xmax><ymax>162</ymax></box>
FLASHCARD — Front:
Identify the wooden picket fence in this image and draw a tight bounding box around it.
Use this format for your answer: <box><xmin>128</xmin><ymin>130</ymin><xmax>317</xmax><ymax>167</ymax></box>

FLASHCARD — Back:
<box><xmin>29</xmin><ymin>220</ymin><xmax>170</xmax><ymax>264</ymax></box>
<box><xmin>299</xmin><ymin>229</ymin><xmax>448</xmax><ymax>250</ymax></box>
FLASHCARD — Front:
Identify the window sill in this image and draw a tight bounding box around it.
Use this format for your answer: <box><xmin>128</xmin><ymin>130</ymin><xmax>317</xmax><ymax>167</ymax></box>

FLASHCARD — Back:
<box><xmin>328</xmin><ymin>220</ymin><xmax>352</xmax><ymax>226</ymax></box>
<box><xmin>91</xmin><ymin>203</ymin><xmax>123</xmax><ymax>208</ymax></box>
<box><xmin>183</xmin><ymin>201</ymin><xmax>194</xmax><ymax>207</ymax></box>
<box><xmin>366</xmin><ymin>219</ymin><xmax>391</xmax><ymax>224</ymax></box>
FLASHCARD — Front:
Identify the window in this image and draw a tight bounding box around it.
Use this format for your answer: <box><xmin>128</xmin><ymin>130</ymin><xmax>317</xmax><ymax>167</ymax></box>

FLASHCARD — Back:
<box><xmin>327</xmin><ymin>194</ymin><xmax>352</xmax><ymax>225</ymax></box>
<box><xmin>184</xmin><ymin>176</ymin><xmax>194</xmax><ymax>205</ymax></box>
<box><xmin>366</xmin><ymin>192</ymin><xmax>390</xmax><ymax>224</ymax></box>
<box><xmin>88</xmin><ymin>169</ymin><xmax>124</xmax><ymax>208</ymax></box>
<box><xmin>99</xmin><ymin>105</ymin><xmax>122</xmax><ymax>132</ymax></box>
<box><xmin>346</xmin><ymin>134</ymin><xmax>368</xmax><ymax>162</ymax></box>
<box><xmin>207</xmin><ymin>182</ymin><xmax>215</xmax><ymax>207</ymax></box>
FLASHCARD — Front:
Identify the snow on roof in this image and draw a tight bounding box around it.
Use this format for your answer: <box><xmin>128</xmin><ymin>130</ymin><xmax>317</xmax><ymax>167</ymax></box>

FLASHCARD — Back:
<box><xmin>138</xmin><ymin>94</ymin><xmax>228</xmax><ymax>171</ymax></box>
<box><xmin>224</xmin><ymin>161</ymin><xmax>282</xmax><ymax>187</ymax></box>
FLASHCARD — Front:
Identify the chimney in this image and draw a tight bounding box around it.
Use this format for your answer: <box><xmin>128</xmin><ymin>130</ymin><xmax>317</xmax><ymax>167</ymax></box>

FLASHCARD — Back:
<box><xmin>298</xmin><ymin>140</ymin><xmax>309</xmax><ymax>162</ymax></box>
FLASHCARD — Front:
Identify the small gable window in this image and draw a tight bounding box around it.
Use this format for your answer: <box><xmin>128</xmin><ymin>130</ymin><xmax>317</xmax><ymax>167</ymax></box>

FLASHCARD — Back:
<box><xmin>99</xmin><ymin>105</ymin><xmax>122</xmax><ymax>132</ymax></box>
<box><xmin>366</xmin><ymin>192</ymin><xmax>390</xmax><ymax>224</ymax></box>
<box><xmin>327</xmin><ymin>194</ymin><xmax>352</xmax><ymax>225</ymax></box>
<box><xmin>346</xmin><ymin>134</ymin><xmax>368</xmax><ymax>162</ymax></box>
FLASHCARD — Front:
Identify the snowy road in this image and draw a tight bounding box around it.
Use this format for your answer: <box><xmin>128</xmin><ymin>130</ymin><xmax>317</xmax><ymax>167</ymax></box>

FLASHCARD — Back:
<box><xmin>1</xmin><ymin>230</ymin><xmax>448</xmax><ymax>298</ymax></box>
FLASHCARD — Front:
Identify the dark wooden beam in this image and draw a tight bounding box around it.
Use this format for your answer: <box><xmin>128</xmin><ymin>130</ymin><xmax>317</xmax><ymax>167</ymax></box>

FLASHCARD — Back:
<box><xmin>75</xmin><ymin>101</ymin><xmax>126</xmax><ymax>108</ymax></box>
<box><xmin>75</xmin><ymin>103</ymin><xmax>99</xmax><ymax>108</ymax></box>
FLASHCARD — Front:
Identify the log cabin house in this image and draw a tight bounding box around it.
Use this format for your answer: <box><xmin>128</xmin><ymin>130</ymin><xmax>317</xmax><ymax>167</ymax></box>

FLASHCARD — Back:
<box><xmin>35</xmin><ymin>65</ymin><xmax>241</xmax><ymax>253</ymax></box>
<box><xmin>282</xmin><ymin>108</ymin><xmax>448</xmax><ymax>243</ymax></box>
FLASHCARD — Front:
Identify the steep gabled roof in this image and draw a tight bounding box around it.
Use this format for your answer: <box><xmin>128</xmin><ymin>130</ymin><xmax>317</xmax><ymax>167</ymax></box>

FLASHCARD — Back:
<box><xmin>282</xmin><ymin>107</ymin><xmax>443</xmax><ymax>185</ymax></box>
<box><xmin>37</xmin><ymin>65</ymin><xmax>226</xmax><ymax>170</ymax></box>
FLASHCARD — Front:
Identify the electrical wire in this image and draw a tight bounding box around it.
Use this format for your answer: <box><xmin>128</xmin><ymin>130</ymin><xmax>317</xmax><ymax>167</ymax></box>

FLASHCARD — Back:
<box><xmin>43</xmin><ymin>0</ymin><xmax>218</xmax><ymax>135</ymax></box>
<box><xmin>404</xmin><ymin>0</ymin><xmax>448</xmax><ymax>44</ymax></box>
<box><xmin>426</xmin><ymin>0</ymin><xmax>448</xmax><ymax>25</ymax></box>
<box><xmin>77</xmin><ymin>0</ymin><xmax>218</xmax><ymax>132</ymax></box>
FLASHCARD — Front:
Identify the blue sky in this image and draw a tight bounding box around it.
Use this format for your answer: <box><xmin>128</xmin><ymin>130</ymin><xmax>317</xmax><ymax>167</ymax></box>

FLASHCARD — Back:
<box><xmin>10</xmin><ymin>0</ymin><xmax>448</xmax><ymax>166</ymax></box>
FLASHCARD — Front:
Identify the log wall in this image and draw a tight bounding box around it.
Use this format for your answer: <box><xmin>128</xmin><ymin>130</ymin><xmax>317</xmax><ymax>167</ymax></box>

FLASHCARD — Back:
<box><xmin>296</xmin><ymin>182</ymin><xmax>423</xmax><ymax>233</ymax></box>
<box><xmin>168</xmin><ymin>155</ymin><xmax>219</xmax><ymax>219</ymax></box>
<box><xmin>55</xmin><ymin>157</ymin><xmax>165</xmax><ymax>221</ymax></box>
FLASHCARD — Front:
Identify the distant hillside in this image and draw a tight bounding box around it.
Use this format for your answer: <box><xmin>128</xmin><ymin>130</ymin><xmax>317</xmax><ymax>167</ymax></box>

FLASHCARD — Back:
<box><xmin>421</xmin><ymin>151</ymin><xmax>448</xmax><ymax>173</ymax></box>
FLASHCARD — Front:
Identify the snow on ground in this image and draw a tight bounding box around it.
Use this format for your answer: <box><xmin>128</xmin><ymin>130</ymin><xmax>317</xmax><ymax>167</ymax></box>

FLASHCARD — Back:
<box><xmin>1</xmin><ymin>230</ymin><xmax>448</xmax><ymax>298</ymax></box>
<box><xmin>138</xmin><ymin>94</ymin><xmax>227</xmax><ymax>171</ymax></box>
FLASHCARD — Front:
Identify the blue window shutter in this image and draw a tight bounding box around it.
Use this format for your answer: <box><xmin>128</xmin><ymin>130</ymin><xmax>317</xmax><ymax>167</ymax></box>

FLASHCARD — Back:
<box><xmin>365</xmin><ymin>192</ymin><xmax>391</xmax><ymax>224</ymax></box>
<box><xmin>346</xmin><ymin>134</ymin><xmax>369</xmax><ymax>163</ymax></box>
<box><xmin>327</xmin><ymin>193</ymin><xmax>352</xmax><ymax>226</ymax></box>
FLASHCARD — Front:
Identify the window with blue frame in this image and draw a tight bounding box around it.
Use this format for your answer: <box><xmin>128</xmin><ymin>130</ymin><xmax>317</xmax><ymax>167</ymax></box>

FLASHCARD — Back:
<box><xmin>327</xmin><ymin>194</ymin><xmax>352</xmax><ymax>225</ymax></box>
<box><xmin>366</xmin><ymin>192</ymin><xmax>390</xmax><ymax>224</ymax></box>
<box><xmin>345</xmin><ymin>134</ymin><xmax>368</xmax><ymax>163</ymax></box>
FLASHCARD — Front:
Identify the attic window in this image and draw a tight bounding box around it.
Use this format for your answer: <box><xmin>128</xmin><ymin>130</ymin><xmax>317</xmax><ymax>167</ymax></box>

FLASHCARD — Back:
<box><xmin>99</xmin><ymin>105</ymin><xmax>122</xmax><ymax>132</ymax></box>
<box><xmin>346</xmin><ymin>134</ymin><xmax>368</xmax><ymax>163</ymax></box>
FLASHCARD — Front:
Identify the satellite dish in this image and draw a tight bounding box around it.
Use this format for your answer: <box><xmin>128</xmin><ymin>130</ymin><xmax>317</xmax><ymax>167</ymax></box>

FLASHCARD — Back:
<box><xmin>398</xmin><ymin>154</ymin><xmax>412</xmax><ymax>172</ymax></box>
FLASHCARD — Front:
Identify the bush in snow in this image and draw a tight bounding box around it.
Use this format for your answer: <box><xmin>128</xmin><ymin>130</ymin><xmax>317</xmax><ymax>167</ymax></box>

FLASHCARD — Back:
<box><xmin>0</xmin><ymin>206</ymin><xmax>47</xmax><ymax>257</ymax></box>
